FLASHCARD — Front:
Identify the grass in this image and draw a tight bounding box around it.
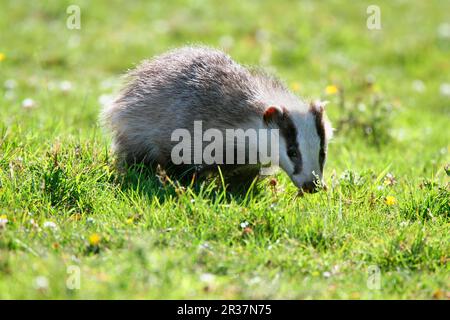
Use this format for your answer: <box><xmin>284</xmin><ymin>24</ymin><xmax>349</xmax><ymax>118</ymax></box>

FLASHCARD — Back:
<box><xmin>0</xmin><ymin>0</ymin><xmax>449</xmax><ymax>299</ymax></box>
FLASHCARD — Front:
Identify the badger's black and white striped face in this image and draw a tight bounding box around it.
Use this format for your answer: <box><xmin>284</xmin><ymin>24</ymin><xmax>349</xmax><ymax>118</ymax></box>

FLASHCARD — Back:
<box><xmin>264</xmin><ymin>102</ymin><xmax>332</xmax><ymax>192</ymax></box>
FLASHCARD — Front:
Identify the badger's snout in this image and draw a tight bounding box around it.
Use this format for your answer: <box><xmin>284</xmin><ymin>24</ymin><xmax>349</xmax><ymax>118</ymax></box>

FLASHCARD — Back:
<box><xmin>301</xmin><ymin>180</ymin><xmax>319</xmax><ymax>193</ymax></box>
<box><xmin>295</xmin><ymin>177</ymin><xmax>327</xmax><ymax>195</ymax></box>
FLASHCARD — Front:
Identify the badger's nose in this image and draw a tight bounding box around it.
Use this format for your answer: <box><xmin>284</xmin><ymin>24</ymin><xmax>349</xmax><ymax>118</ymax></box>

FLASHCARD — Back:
<box><xmin>301</xmin><ymin>181</ymin><xmax>319</xmax><ymax>193</ymax></box>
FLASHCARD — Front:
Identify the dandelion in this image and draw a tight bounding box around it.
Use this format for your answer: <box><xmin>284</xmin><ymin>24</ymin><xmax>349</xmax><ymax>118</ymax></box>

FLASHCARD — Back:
<box><xmin>0</xmin><ymin>214</ymin><xmax>8</xmax><ymax>230</ymax></box>
<box><xmin>88</xmin><ymin>233</ymin><xmax>101</xmax><ymax>246</ymax></box>
<box><xmin>385</xmin><ymin>196</ymin><xmax>397</xmax><ymax>206</ymax></box>
<box><xmin>325</xmin><ymin>84</ymin><xmax>339</xmax><ymax>95</ymax></box>
<box><xmin>126</xmin><ymin>217</ymin><xmax>134</xmax><ymax>225</ymax></box>
<box><xmin>0</xmin><ymin>53</ymin><xmax>5</xmax><ymax>62</ymax></box>
<box><xmin>291</xmin><ymin>82</ymin><xmax>301</xmax><ymax>92</ymax></box>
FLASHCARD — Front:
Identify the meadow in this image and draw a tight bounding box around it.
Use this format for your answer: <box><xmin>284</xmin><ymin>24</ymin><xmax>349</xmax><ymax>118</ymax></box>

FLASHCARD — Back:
<box><xmin>0</xmin><ymin>0</ymin><xmax>448</xmax><ymax>299</ymax></box>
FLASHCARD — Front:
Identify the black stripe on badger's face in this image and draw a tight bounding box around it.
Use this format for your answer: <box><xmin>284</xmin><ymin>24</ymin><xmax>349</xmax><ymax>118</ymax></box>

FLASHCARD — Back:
<box><xmin>311</xmin><ymin>108</ymin><xmax>326</xmax><ymax>173</ymax></box>
<box><xmin>274</xmin><ymin>107</ymin><xmax>302</xmax><ymax>175</ymax></box>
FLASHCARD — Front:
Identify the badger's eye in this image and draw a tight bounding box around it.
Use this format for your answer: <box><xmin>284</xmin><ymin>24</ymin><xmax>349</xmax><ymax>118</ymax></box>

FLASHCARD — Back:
<box><xmin>287</xmin><ymin>148</ymin><xmax>298</xmax><ymax>158</ymax></box>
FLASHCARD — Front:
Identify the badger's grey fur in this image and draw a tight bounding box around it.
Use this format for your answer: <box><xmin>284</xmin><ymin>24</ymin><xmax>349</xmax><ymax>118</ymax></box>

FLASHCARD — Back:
<box><xmin>101</xmin><ymin>46</ymin><xmax>333</xmax><ymax>192</ymax></box>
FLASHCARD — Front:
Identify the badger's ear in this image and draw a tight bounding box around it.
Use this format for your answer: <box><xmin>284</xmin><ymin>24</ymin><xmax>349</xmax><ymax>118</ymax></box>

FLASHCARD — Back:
<box><xmin>263</xmin><ymin>106</ymin><xmax>282</xmax><ymax>124</ymax></box>
<box><xmin>310</xmin><ymin>100</ymin><xmax>329</xmax><ymax>113</ymax></box>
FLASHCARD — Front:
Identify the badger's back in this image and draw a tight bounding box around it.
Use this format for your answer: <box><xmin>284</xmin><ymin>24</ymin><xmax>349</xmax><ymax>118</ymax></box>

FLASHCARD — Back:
<box><xmin>101</xmin><ymin>46</ymin><xmax>290</xmax><ymax>168</ymax></box>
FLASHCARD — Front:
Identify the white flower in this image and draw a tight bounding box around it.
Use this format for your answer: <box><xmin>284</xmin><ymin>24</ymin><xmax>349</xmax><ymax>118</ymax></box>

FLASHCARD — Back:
<box><xmin>323</xmin><ymin>271</ymin><xmax>331</xmax><ymax>278</ymax></box>
<box><xmin>248</xmin><ymin>276</ymin><xmax>262</xmax><ymax>285</ymax></box>
<box><xmin>43</xmin><ymin>221</ymin><xmax>57</xmax><ymax>230</ymax></box>
<box><xmin>332</xmin><ymin>265</ymin><xmax>340</xmax><ymax>274</ymax></box>
<box><xmin>22</xmin><ymin>98</ymin><xmax>36</xmax><ymax>109</ymax></box>
<box><xmin>199</xmin><ymin>273</ymin><xmax>215</xmax><ymax>283</ymax></box>
<box><xmin>412</xmin><ymin>80</ymin><xmax>425</xmax><ymax>93</ymax></box>
<box><xmin>240</xmin><ymin>221</ymin><xmax>249</xmax><ymax>228</ymax></box>
<box><xmin>198</xmin><ymin>242</ymin><xmax>211</xmax><ymax>250</ymax></box>
<box><xmin>357</xmin><ymin>103</ymin><xmax>367</xmax><ymax>112</ymax></box>
<box><xmin>59</xmin><ymin>80</ymin><xmax>73</xmax><ymax>93</ymax></box>
<box><xmin>439</xmin><ymin>83</ymin><xmax>450</xmax><ymax>97</ymax></box>
<box><xmin>34</xmin><ymin>276</ymin><xmax>49</xmax><ymax>290</ymax></box>
<box><xmin>437</xmin><ymin>23</ymin><xmax>450</xmax><ymax>39</ymax></box>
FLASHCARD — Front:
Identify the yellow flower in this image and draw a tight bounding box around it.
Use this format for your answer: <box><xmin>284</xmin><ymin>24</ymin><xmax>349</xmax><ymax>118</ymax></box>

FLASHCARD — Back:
<box><xmin>88</xmin><ymin>233</ymin><xmax>101</xmax><ymax>246</ymax></box>
<box><xmin>0</xmin><ymin>214</ymin><xmax>8</xmax><ymax>229</ymax></box>
<box><xmin>126</xmin><ymin>217</ymin><xmax>134</xmax><ymax>225</ymax></box>
<box><xmin>385</xmin><ymin>196</ymin><xmax>397</xmax><ymax>206</ymax></box>
<box><xmin>325</xmin><ymin>85</ymin><xmax>339</xmax><ymax>95</ymax></box>
<box><xmin>0</xmin><ymin>53</ymin><xmax>5</xmax><ymax>62</ymax></box>
<box><xmin>291</xmin><ymin>82</ymin><xmax>301</xmax><ymax>92</ymax></box>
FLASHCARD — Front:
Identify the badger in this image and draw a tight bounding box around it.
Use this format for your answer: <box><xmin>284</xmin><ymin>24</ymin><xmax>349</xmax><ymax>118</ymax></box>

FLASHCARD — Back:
<box><xmin>101</xmin><ymin>46</ymin><xmax>333</xmax><ymax>193</ymax></box>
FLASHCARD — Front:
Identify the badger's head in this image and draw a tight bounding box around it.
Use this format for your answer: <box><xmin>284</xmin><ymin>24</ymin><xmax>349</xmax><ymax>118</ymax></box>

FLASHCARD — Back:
<box><xmin>263</xmin><ymin>100</ymin><xmax>333</xmax><ymax>193</ymax></box>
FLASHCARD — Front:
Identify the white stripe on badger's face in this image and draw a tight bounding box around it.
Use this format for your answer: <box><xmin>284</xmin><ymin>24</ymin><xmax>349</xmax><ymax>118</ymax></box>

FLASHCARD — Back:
<box><xmin>280</xmin><ymin>111</ymin><xmax>325</xmax><ymax>191</ymax></box>
<box><xmin>296</xmin><ymin>112</ymin><xmax>322</xmax><ymax>186</ymax></box>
